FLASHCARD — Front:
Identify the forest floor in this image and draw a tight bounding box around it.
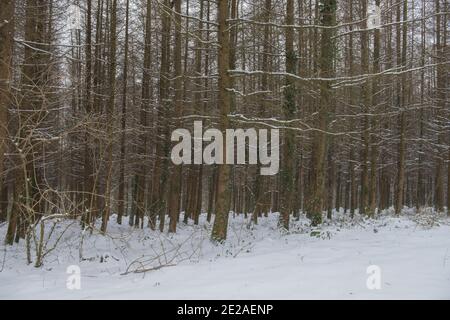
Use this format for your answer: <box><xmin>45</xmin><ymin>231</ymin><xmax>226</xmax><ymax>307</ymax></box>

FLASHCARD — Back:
<box><xmin>0</xmin><ymin>209</ymin><xmax>449</xmax><ymax>299</ymax></box>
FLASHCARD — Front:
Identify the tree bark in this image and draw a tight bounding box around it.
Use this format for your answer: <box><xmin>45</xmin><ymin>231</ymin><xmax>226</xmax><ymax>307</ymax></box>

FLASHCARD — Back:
<box><xmin>117</xmin><ymin>0</ymin><xmax>130</xmax><ymax>225</ymax></box>
<box><xmin>279</xmin><ymin>0</ymin><xmax>295</xmax><ymax>230</ymax></box>
<box><xmin>211</xmin><ymin>0</ymin><xmax>232</xmax><ymax>242</ymax></box>
<box><xmin>394</xmin><ymin>1</ymin><xmax>407</xmax><ymax>215</ymax></box>
<box><xmin>307</xmin><ymin>0</ymin><xmax>336</xmax><ymax>226</ymax></box>
<box><xmin>0</xmin><ymin>0</ymin><xmax>15</xmax><ymax>223</ymax></box>
<box><xmin>168</xmin><ymin>0</ymin><xmax>184</xmax><ymax>233</ymax></box>
<box><xmin>101</xmin><ymin>0</ymin><xmax>118</xmax><ymax>233</ymax></box>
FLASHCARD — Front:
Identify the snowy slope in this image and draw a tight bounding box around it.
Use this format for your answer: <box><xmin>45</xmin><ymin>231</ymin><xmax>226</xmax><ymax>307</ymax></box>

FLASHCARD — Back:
<box><xmin>0</xmin><ymin>211</ymin><xmax>449</xmax><ymax>299</ymax></box>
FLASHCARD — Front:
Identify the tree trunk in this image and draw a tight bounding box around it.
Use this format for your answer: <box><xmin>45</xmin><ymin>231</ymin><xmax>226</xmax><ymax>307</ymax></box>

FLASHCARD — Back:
<box><xmin>369</xmin><ymin>0</ymin><xmax>381</xmax><ymax>217</ymax></box>
<box><xmin>394</xmin><ymin>1</ymin><xmax>407</xmax><ymax>215</ymax></box>
<box><xmin>307</xmin><ymin>0</ymin><xmax>336</xmax><ymax>226</ymax></box>
<box><xmin>434</xmin><ymin>0</ymin><xmax>445</xmax><ymax>213</ymax></box>
<box><xmin>83</xmin><ymin>0</ymin><xmax>95</xmax><ymax>227</ymax></box>
<box><xmin>168</xmin><ymin>0</ymin><xmax>183</xmax><ymax>233</ymax></box>
<box><xmin>211</xmin><ymin>0</ymin><xmax>232</xmax><ymax>242</ymax></box>
<box><xmin>0</xmin><ymin>0</ymin><xmax>15</xmax><ymax>223</ymax></box>
<box><xmin>101</xmin><ymin>0</ymin><xmax>117</xmax><ymax>233</ymax></box>
<box><xmin>117</xmin><ymin>0</ymin><xmax>130</xmax><ymax>225</ymax></box>
<box><xmin>279</xmin><ymin>0</ymin><xmax>295</xmax><ymax>230</ymax></box>
<box><xmin>153</xmin><ymin>0</ymin><xmax>171</xmax><ymax>232</ymax></box>
<box><xmin>360</xmin><ymin>0</ymin><xmax>370</xmax><ymax>216</ymax></box>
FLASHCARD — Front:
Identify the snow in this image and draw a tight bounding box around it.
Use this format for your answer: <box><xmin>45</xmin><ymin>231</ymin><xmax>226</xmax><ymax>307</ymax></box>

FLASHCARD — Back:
<box><xmin>0</xmin><ymin>210</ymin><xmax>449</xmax><ymax>299</ymax></box>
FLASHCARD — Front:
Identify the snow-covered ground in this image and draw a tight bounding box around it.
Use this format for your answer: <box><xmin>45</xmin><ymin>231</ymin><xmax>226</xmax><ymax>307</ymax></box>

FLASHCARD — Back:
<box><xmin>0</xmin><ymin>210</ymin><xmax>449</xmax><ymax>299</ymax></box>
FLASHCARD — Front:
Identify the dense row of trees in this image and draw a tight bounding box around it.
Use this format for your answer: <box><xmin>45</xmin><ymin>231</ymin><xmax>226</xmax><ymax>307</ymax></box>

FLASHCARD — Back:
<box><xmin>0</xmin><ymin>0</ymin><xmax>448</xmax><ymax>249</ymax></box>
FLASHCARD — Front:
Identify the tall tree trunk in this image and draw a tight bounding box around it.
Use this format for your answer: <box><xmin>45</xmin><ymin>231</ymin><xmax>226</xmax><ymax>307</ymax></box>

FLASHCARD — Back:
<box><xmin>133</xmin><ymin>0</ymin><xmax>152</xmax><ymax>229</ymax></box>
<box><xmin>193</xmin><ymin>0</ymin><xmax>205</xmax><ymax>225</ymax></box>
<box><xmin>307</xmin><ymin>0</ymin><xmax>336</xmax><ymax>226</ymax></box>
<box><xmin>394</xmin><ymin>1</ymin><xmax>407</xmax><ymax>215</ymax></box>
<box><xmin>360</xmin><ymin>0</ymin><xmax>370</xmax><ymax>215</ymax></box>
<box><xmin>211</xmin><ymin>0</ymin><xmax>232</xmax><ymax>242</ymax></box>
<box><xmin>89</xmin><ymin>0</ymin><xmax>104</xmax><ymax>223</ymax></box>
<box><xmin>253</xmin><ymin>0</ymin><xmax>272</xmax><ymax>225</ymax></box>
<box><xmin>151</xmin><ymin>0</ymin><xmax>171</xmax><ymax>232</ymax></box>
<box><xmin>279</xmin><ymin>0</ymin><xmax>295</xmax><ymax>230</ymax></box>
<box><xmin>434</xmin><ymin>0</ymin><xmax>445</xmax><ymax>213</ymax></box>
<box><xmin>0</xmin><ymin>0</ymin><xmax>15</xmax><ymax>223</ymax></box>
<box><xmin>101</xmin><ymin>0</ymin><xmax>117</xmax><ymax>233</ymax></box>
<box><xmin>369</xmin><ymin>0</ymin><xmax>381</xmax><ymax>217</ymax></box>
<box><xmin>416</xmin><ymin>0</ymin><xmax>426</xmax><ymax>211</ymax></box>
<box><xmin>117</xmin><ymin>0</ymin><xmax>130</xmax><ymax>225</ymax></box>
<box><xmin>168</xmin><ymin>0</ymin><xmax>183</xmax><ymax>233</ymax></box>
<box><xmin>347</xmin><ymin>0</ymin><xmax>357</xmax><ymax>218</ymax></box>
<box><xmin>83</xmin><ymin>0</ymin><xmax>95</xmax><ymax>227</ymax></box>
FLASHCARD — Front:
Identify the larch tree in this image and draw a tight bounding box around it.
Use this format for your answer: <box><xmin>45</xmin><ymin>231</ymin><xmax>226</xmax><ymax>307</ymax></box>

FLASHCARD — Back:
<box><xmin>168</xmin><ymin>0</ymin><xmax>184</xmax><ymax>233</ymax></box>
<box><xmin>211</xmin><ymin>0</ymin><xmax>232</xmax><ymax>242</ymax></box>
<box><xmin>307</xmin><ymin>0</ymin><xmax>336</xmax><ymax>226</ymax></box>
<box><xmin>0</xmin><ymin>0</ymin><xmax>15</xmax><ymax>223</ymax></box>
<box><xmin>117</xmin><ymin>0</ymin><xmax>131</xmax><ymax>225</ymax></box>
<box><xmin>279</xmin><ymin>0</ymin><xmax>296</xmax><ymax>230</ymax></box>
<box><xmin>101</xmin><ymin>0</ymin><xmax>118</xmax><ymax>233</ymax></box>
